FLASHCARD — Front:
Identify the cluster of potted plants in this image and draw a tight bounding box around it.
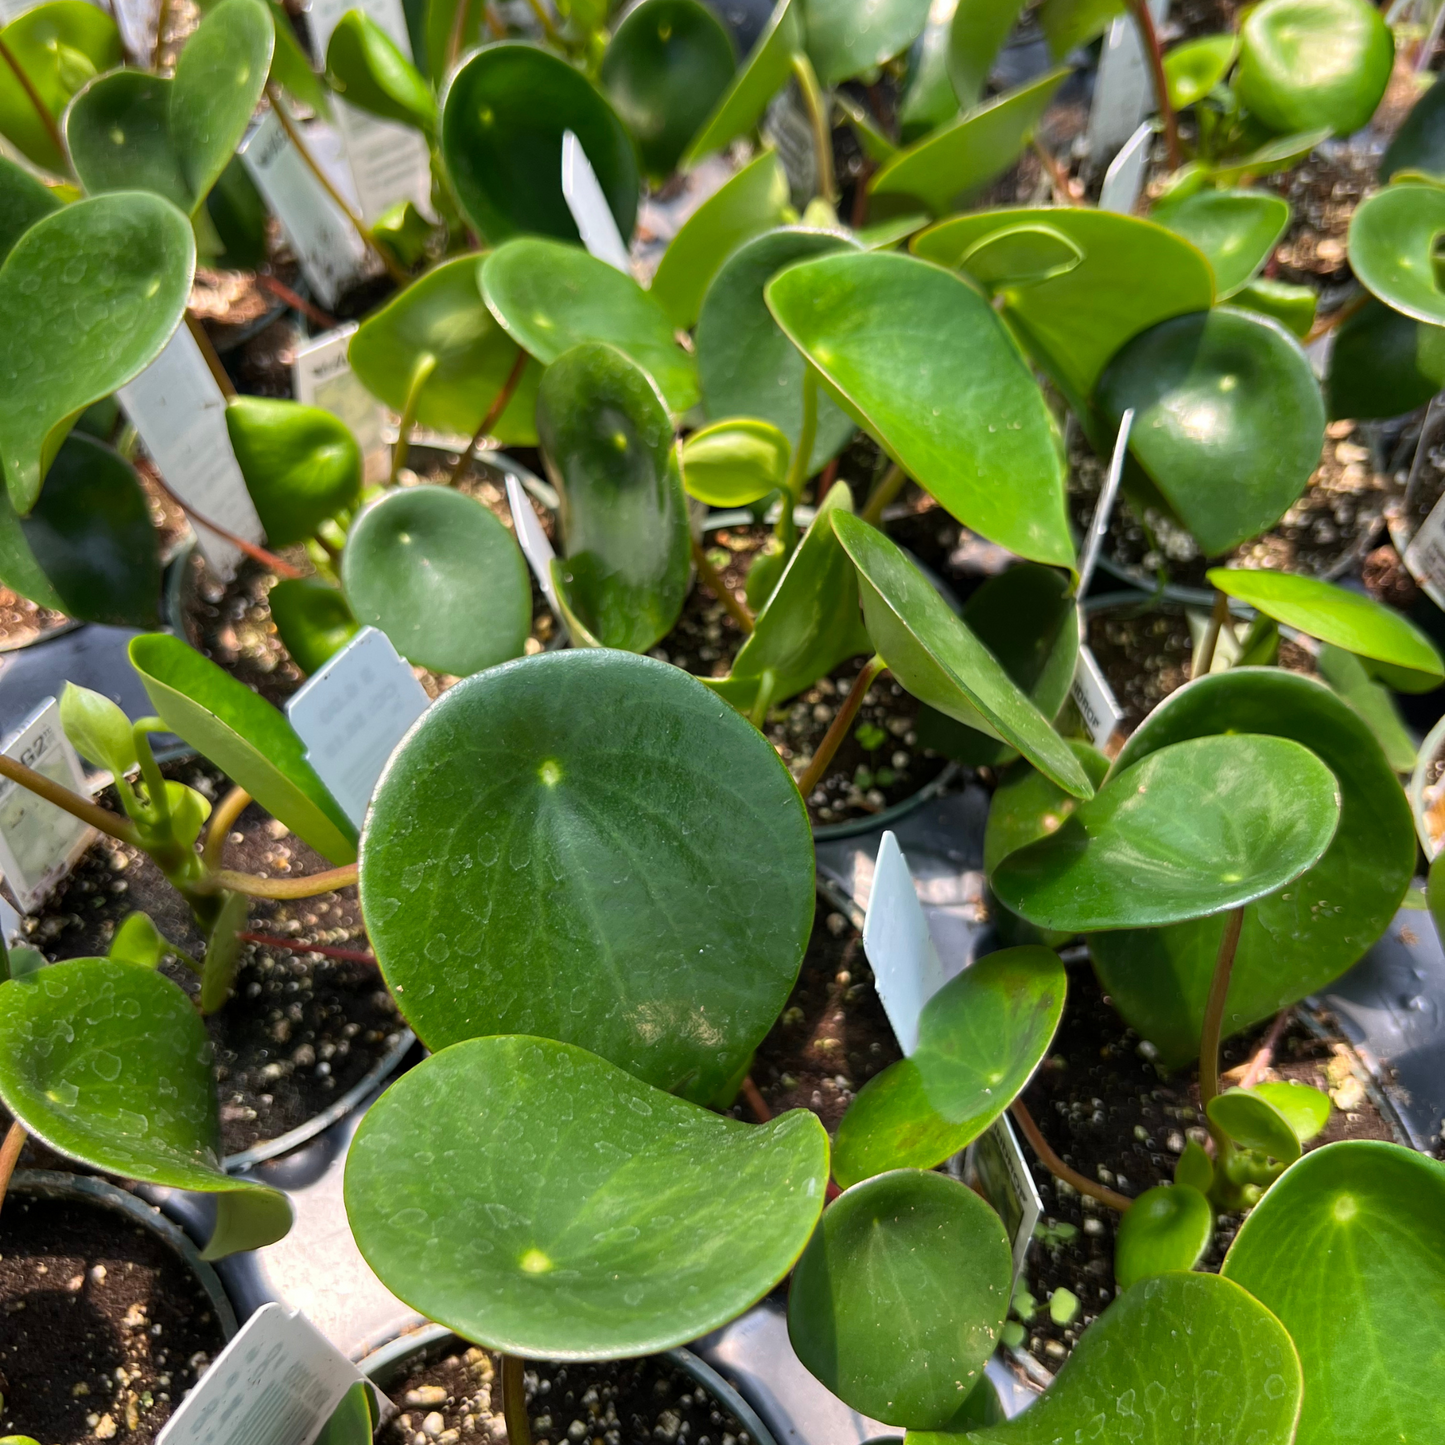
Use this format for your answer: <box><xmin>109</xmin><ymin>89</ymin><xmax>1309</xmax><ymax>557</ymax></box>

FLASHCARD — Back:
<box><xmin>0</xmin><ymin>0</ymin><xmax>1443</xmax><ymax>1437</ymax></box>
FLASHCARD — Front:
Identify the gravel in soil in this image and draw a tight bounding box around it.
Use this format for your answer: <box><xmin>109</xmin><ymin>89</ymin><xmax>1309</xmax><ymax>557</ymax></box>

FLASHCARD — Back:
<box><xmin>377</xmin><ymin>1337</ymin><xmax>756</xmax><ymax>1445</ymax></box>
<box><xmin>0</xmin><ymin>1192</ymin><xmax>226</xmax><ymax>1445</ymax></box>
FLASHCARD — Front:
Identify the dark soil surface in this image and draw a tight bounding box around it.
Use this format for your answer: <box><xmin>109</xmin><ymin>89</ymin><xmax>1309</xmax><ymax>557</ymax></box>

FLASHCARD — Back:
<box><xmin>1268</xmin><ymin>144</ymin><xmax>1377</xmax><ymax>285</ymax></box>
<box><xmin>0</xmin><ymin>1191</ymin><xmax>227</xmax><ymax>1445</ymax></box>
<box><xmin>377</xmin><ymin>1336</ymin><xmax>755</xmax><ymax>1445</ymax></box>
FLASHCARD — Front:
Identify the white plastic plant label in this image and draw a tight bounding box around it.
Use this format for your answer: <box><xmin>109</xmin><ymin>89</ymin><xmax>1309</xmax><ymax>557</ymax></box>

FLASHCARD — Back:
<box><xmin>1070</xmin><ymin>646</ymin><xmax>1125</xmax><ymax>752</ymax></box>
<box><xmin>156</xmin><ymin>1303</ymin><xmax>369</xmax><ymax>1445</ymax></box>
<box><xmin>1098</xmin><ymin>120</ymin><xmax>1152</xmax><ymax>214</ymax></box>
<box><xmin>562</xmin><ymin>130</ymin><xmax>631</xmax><ymax>273</ymax></box>
<box><xmin>861</xmin><ymin>830</ymin><xmax>946</xmax><ymax>1055</ymax></box>
<box><xmin>1086</xmin><ymin>0</ymin><xmax>1170</xmax><ymax>163</ymax></box>
<box><xmin>505</xmin><ymin>472</ymin><xmax>564</xmax><ymax>625</ymax></box>
<box><xmin>0</xmin><ymin>699</ymin><xmax>96</xmax><ymax>914</ymax></box>
<box><xmin>116</xmin><ymin>323</ymin><xmax>264</xmax><ymax>581</ymax></box>
<box><xmin>965</xmin><ymin>1114</ymin><xmax>1043</xmax><ymax>1285</ymax></box>
<box><xmin>1075</xmin><ymin>408</ymin><xmax>1134</xmax><ymax>599</ymax></box>
<box><xmin>285</xmin><ymin>626</ymin><xmax>429</xmax><ymax>828</ymax></box>
<box><xmin>1406</xmin><ymin>497</ymin><xmax>1445</xmax><ymax>608</ymax></box>
<box><xmin>292</xmin><ymin>324</ymin><xmax>388</xmax><ymax>473</ymax></box>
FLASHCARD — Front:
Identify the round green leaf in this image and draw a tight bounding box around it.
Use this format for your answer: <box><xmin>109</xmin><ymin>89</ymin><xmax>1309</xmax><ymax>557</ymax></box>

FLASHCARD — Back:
<box><xmin>956</xmin><ymin>221</ymin><xmax>1083</xmax><ymax>290</ymax></box>
<box><xmin>1097</xmin><ymin>307</ymin><xmax>1324</xmax><ymax>557</ymax></box>
<box><xmin>440</xmin><ymin>42</ymin><xmax>639</xmax><ymax>246</ymax></box>
<box><xmin>0</xmin><ymin>957</ymin><xmax>291</xmax><ymax>1255</ymax></box>
<box><xmin>680</xmin><ymin>417</ymin><xmax>791</xmax><ymax>506</ymax></box>
<box><xmin>481</xmin><ymin>236</ymin><xmax>699</xmax><ymax>416</ymax></box>
<box><xmin>536</xmin><ymin>341</ymin><xmax>690</xmax><ymax>653</ymax></box>
<box><xmin>0</xmin><ymin>193</ymin><xmax>194</xmax><ymax>515</ymax></box>
<box><xmin>269</xmin><ymin>577</ymin><xmax>359</xmax><ymax>675</ymax></box>
<box><xmin>326</xmin><ymin>9</ymin><xmax>435</xmax><ymax>133</ymax></box>
<box><xmin>788</xmin><ymin>1170</ymin><xmax>1010</xmax><ymax>1428</ymax></box>
<box><xmin>1112</xmin><ymin>1183</ymin><xmax>1213</xmax><ymax>1289</ymax></box>
<box><xmin>832</xmin><ymin>511</ymin><xmax>1092</xmax><ymax>798</ymax></box>
<box><xmin>696</xmin><ymin>225</ymin><xmax>861</xmax><ymax>472</ymax></box>
<box><xmin>1223</xmin><ymin>1141</ymin><xmax>1445</xmax><ymax>1444</ymax></box>
<box><xmin>341</xmin><ymin>485</ymin><xmax>530</xmax><ymax>676</ymax></box>
<box><xmin>942</xmin><ymin>1273</ymin><xmax>1302</xmax><ymax>1445</ymax></box>
<box><xmin>348</xmin><ymin>253</ymin><xmax>538</xmax><ymax>444</ymax></box>
<box><xmin>1383</xmin><ymin>74</ymin><xmax>1445</xmax><ymax>182</ymax></box>
<box><xmin>1163</xmin><ymin>33</ymin><xmax>1238</xmax><ymax>109</ymax></box>
<box><xmin>1236</xmin><ymin>0</ymin><xmax>1392</xmax><ymax>137</ymax></box>
<box><xmin>1251</xmin><ymin>1080</ymin><xmax>1331</xmax><ymax>1141</ymax></box>
<box><xmin>992</xmin><ymin>733</ymin><xmax>1341</xmax><ymax>932</ymax></box>
<box><xmin>226</xmin><ymin>397</ymin><xmax>362</xmax><ymax>548</ymax></box>
<box><xmin>346</xmin><ymin>1036</ymin><xmax>827</xmax><ymax>1357</ymax></box>
<box><xmin>832</xmin><ymin>946</ymin><xmax>1066</xmax><ymax>1188</ymax></box>
<box><xmin>1326</xmin><ymin>295</ymin><xmax>1445</xmax><ymax>421</ymax></box>
<box><xmin>600</xmin><ymin>0</ymin><xmax>736</xmax><ymax>179</ymax></box>
<box><xmin>803</xmin><ymin>0</ymin><xmax>930</xmax><ymax>87</ymax></box>
<box><xmin>1152</xmin><ymin>188</ymin><xmax>1289</xmax><ymax>299</ymax></box>
<box><xmin>67</xmin><ymin>73</ymin><xmax>190</xmax><ymax>213</ymax></box>
<box><xmin>0</xmin><ymin>155</ymin><xmax>60</xmax><ymax>263</ymax></box>
<box><xmin>1089</xmin><ymin>669</ymin><xmax>1415</xmax><ymax>1069</ymax></box>
<box><xmin>359</xmin><ymin>649</ymin><xmax>814</xmax><ymax>1101</ymax></box>
<box><xmin>768</xmin><ymin>252</ymin><xmax>1072</xmax><ymax>569</ymax></box>
<box><xmin>1348</xmin><ymin>182</ymin><xmax>1445</xmax><ymax>328</ymax></box>
<box><xmin>1207</xmin><ymin>1088</ymin><xmax>1301</xmax><ymax>1162</ymax></box>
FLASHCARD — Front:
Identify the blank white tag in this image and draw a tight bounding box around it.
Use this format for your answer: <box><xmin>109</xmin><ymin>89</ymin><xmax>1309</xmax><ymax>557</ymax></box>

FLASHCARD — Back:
<box><xmin>1075</xmin><ymin>408</ymin><xmax>1134</xmax><ymax>599</ymax></box>
<box><xmin>1086</xmin><ymin>0</ymin><xmax>1169</xmax><ymax>163</ymax></box>
<box><xmin>156</xmin><ymin>1303</ymin><xmax>367</xmax><ymax>1445</ymax></box>
<box><xmin>965</xmin><ymin>1115</ymin><xmax>1044</xmax><ymax>1285</ymax></box>
<box><xmin>1407</xmin><ymin>496</ymin><xmax>1445</xmax><ymax>606</ymax></box>
<box><xmin>862</xmin><ymin>831</ymin><xmax>946</xmax><ymax>1055</ymax></box>
<box><xmin>505</xmin><ymin>472</ymin><xmax>563</xmax><ymax>626</ymax></box>
<box><xmin>0</xmin><ymin>699</ymin><xmax>96</xmax><ymax>913</ymax></box>
<box><xmin>1070</xmin><ymin>646</ymin><xmax>1124</xmax><ymax>751</ymax></box>
<box><xmin>117</xmin><ymin>324</ymin><xmax>263</xmax><ymax>581</ymax></box>
<box><xmin>292</xmin><ymin>324</ymin><xmax>387</xmax><ymax>473</ymax></box>
<box><xmin>562</xmin><ymin>130</ymin><xmax>631</xmax><ymax>273</ymax></box>
<box><xmin>286</xmin><ymin>627</ymin><xmax>429</xmax><ymax>828</ymax></box>
<box><xmin>1098</xmin><ymin>121</ymin><xmax>1152</xmax><ymax>214</ymax></box>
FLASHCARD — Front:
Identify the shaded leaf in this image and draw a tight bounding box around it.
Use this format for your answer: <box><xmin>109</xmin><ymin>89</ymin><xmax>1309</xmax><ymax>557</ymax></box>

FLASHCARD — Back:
<box><xmin>1207</xmin><ymin>1088</ymin><xmax>1301</xmax><ymax>1162</ymax></box>
<box><xmin>0</xmin><ymin>156</ymin><xmax>60</xmax><ymax>263</ymax></box>
<box><xmin>1325</xmin><ymin>294</ymin><xmax>1445</xmax><ymax>421</ymax></box>
<box><xmin>1112</xmin><ymin>1183</ymin><xmax>1212</xmax><ymax>1288</ymax></box>
<box><xmin>804</xmin><ymin>0</ymin><xmax>930</xmax><ymax>87</ymax></box>
<box><xmin>947</xmin><ymin>0</ymin><xmax>1027</xmax><ymax>109</ymax></box>
<box><xmin>326</xmin><ymin>9</ymin><xmax>435</xmax><ymax>132</ymax></box>
<box><xmin>269</xmin><ymin>577</ymin><xmax>360</xmax><ymax>675</ymax></box>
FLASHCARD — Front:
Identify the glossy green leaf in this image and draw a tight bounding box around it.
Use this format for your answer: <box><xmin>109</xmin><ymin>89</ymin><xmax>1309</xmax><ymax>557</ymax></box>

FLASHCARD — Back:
<box><xmin>0</xmin><ymin>157</ymin><xmax>60</xmax><ymax>263</ymax></box>
<box><xmin>1207</xmin><ymin>1088</ymin><xmax>1301</xmax><ymax>1162</ymax></box>
<box><xmin>0</xmin><ymin>193</ymin><xmax>194</xmax><ymax>515</ymax></box>
<box><xmin>947</xmin><ymin>0</ymin><xmax>1026</xmax><ymax>109</ymax></box>
<box><xmin>129</xmin><ymin>632</ymin><xmax>357</xmax><ymax>864</ymax></box>
<box><xmin>1152</xmin><ymin>189</ymin><xmax>1288</xmax><ymax>299</ymax></box>
<box><xmin>61</xmin><ymin>683</ymin><xmax>137</xmax><ymax>781</ymax></box>
<box><xmin>600</xmin><ymin>0</ymin><xmax>735</xmax><ymax>179</ymax></box>
<box><xmin>1097</xmin><ymin>307</ymin><xmax>1323</xmax><ymax>557</ymax></box>
<box><xmin>536</xmin><ymin>342</ymin><xmax>689</xmax><ymax>653</ymax></box>
<box><xmin>346</xmin><ymin>1036</ymin><xmax>827</xmax><ymax>1356</ymax></box>
<box><xmin>0</xmin><ymin>1</ymin><xmax>122</xmax><ymax>173</ymax></box>
<box><xmin>680</xmin><ymin>417</ymin><xmax>791</xmax><ymax>505</ymax></box>
<box><xmin>1112</xmin><ymin>1184</ymin><xmax>1212</xmax><ymax>1289</ymax></box>
<box><xmin>1163</xmin><ymin>33</ymin><xmax>1237</xmax><ymax>109</ymax></box>
<box><xmin>1326</xmin><ymin>294</ymin><xmax>1445</xmax><ymax>421</ymax></box>
<box><xmin>482</xmin><ymin>236</ymin><xmax>699</xmax><ymax>416</ymax></box>
<box><xmin>768</xmin><ymin>252</ymin><xmax>1072</xmax><ymax>568</ymax></box>
<box><xmin>349</xmin><ymin>254</ymin><xmax>538</xmax><ymax>444</ymax></box>
<box><xmin>0</xmin><ymin>958</ymin><xmax>292</xmax><ymax>1256</ymax></box>
<box><xmin>326</xmin><ymin>9</ymin><xmax>435</xmax><ymax>132</ymax></box>
<box><xmin>1236</xmin><ymin>0</ymin><xmax>1391</xmax><ymax>137</ymax></box>
<box><xmin>1250</xmin><ymin>1080</ymin><xmax>1331</xmax><ymax>1142</ymax></box>
<box><xmin>832</xmin><ymin>513</ymin><xmax>1092</xmax><ymax>797</ymax></box>
<box><xmin>789</xmin><ymin>1170</ymin><xmax>1010</xmax><ymax>1429</ymax></box>
<box><xmin>1316</xmin><ymin>643</ymin><xmax>1417</xmax><ymax>774</ymax></box>
<box><xmin>1223</xmin><ymin>1141</ymin><xmax>1445</xmax><ymax>1444</ymax></box>
<box><xmin>440</xmin><ymin>42</ymin><xmax>638</xmax><ymax>245</ymax></box>
<box><xmin>342</xmin><ymin>485</ymin><xmax>530</xmax><ymax>676</ymax></box>
<box><xmin>1234</xmin><ymin>275</ymin><xmax>1316</xmax><ymax>337</ymax></box>
<box><xmin>1349</xmin><ymin>183</ymin><xmax>1445</xmax><ymax>328</ymax></box>
<box><xmin>696</xmin><ymin>226</ymin><xmax>861</xmax><ymax>472</ymax></box>
<box><xmin>682</xmin><ymin>0</ymin><xmax>803</xmax><ymax>165</ymax></box>
<box><xmin>1090</xmin><ymin>669</ymin><xmax>1415</xmax><ymax>1068</ymax></box>
<box><xmin>1383</xmin><ymin>73</ymin><xmax>1445</xmax><ymax>182</ymax></box>
<box><xmin>108</xmin><ymin>911</ymin><xmax>171</xmax><ymax>969</ymax></box>
<box><xmin>804</xmin><ymin>0</ymin><xmax>930</xmax><ymax>87</ymax></box>
<box><xmin>914</xmin><ymin>207</ymin><xmax>1215</xmax><ymax>413</ymax></box>
<box><xmin>870</xmin><ymin>69</ymin><xmax>1069</xmax><ymax>214</ymax></box>
<box><xmin>1175</xmin><ymin>1137</ymin><xmax>1214</xmax><ymax>1192</ymax></box>
<box><xmin>269</xmin><ymin>577</ymin><xmax>359</xmax><ymax>675</ymax></box>
<box><xmin>359</xmin><ymin>650</ymin><xmax>813</xmax><ymax>1101</ymax></box>
<box><xmin>226</xmin><ymin>397</ymin><xmax>362</xmax><ymax>548</ymax></box>
<box><xmin>941</xmin><ymin>1273</ymin><xmax>1302</xmax><ymax>1445</ymax></box>
<box><xmin>832</xmin><ymin>947</ymin><xmax>1065</xmax><ymax>1188</ymax></box>
<box><xmin>651</xmin><ymin>150</ymin><xmax>790</xmax><ymax>328</ymax></box>
<box><xmin>956</xmin><ymin>222</ymin><xmax>1082</xmax><ymax>290</ymax></box>
<box><xmin>993</xmin><ymin>733</ymin><xmax>1340</xmax><ymax>932</ymax></box>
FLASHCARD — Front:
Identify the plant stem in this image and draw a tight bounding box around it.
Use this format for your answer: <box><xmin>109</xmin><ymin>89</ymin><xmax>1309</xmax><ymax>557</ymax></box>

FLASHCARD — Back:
<box><xmin>202</xmin><ymin>786</ymin><xmax>252</xmax><ymax>872</ymax></box>
<box><xmin>204</xmin><ymin>863</ymin><xmax>359</xmax><ymax>899</ymax></box>
<box><xmin>1010</xmin><ymin>1099</ymin><xmax>1133</xmax><ymax>1212</ymax></box>
<box><xmin>0</xmin><ymin>35</ymin><xmax>66</xmax><ymax>170</ymax></box>
<box><xmin>797</xmin><ymin>655</ymin><xmax>885</xmax><ymax>800</ymax></box>
<box><xmin>1190</xmin><ymin>589</ymin><xmax>1230</xmax><ymax>680</ymax></box>
<box><xmin>523</xmin><ymin>0</ymin><xmax>563</xmax><ymax>45</ymax></box>
<box><xmin>1125</xmin><ymin>0</ymin><xmax>1180</xmax><ymax>169</ymax></box>
<box><xmin>860</xmin><ymin>462</ymin><xmax>907</xmax><ymax>525</ymax></box>
<box><xmin>501</xmin><ymin>1356</ymin><xmax>532</xmax><ymax>1445</ymax></box>
<box><xmin>447</xmin><ymin>349</ymin><xmax>530</xmax><ymax>485</ymax></box>
<box><xmin>691</xmin><ymin>538</ymin><xmax>754</xmax><ymax>634</ymax></box>
<box><xmin>1199</xmin><ymin>906</ymin><xmax>1245</xmax><ymax>1118</ymax></box>
<box><xmin>0</xmin><ymin>1120</ymin><xmax>25</xmax><ymax>1217</ymax></box>
<box><xmin>748</xmin><ymin>668</ymin><xmax>778</xmax><ymax>730</ymax></box>
<box><xmin>186</xmin><ymin>313</ymin><xmax>237</xmax><ymax>399</ymax></box>
<box><xmin>790</xmin><ymin>51</ymin><xmax>835</xmax><ymax>203</ymax></box>
<box><xmin>1236</xmin><ymin>1007</ymin><xmax>1290</xmax><ymax>1090</ymax></box>
<box><xmin>1304</xmin><ymin>289</ymin><xmax>1368</xmax><ymax>344</ymax></box>
<box><xmin>392</xmin><ymin>354</ymin><xmax>438</xmax><ymax>484</ymax></box>
<box><xmin>238</xmin><ymin>931</ymin><xmax>378</xmax><ymax>965</ymax></box>
<box><xmin>446</xmin><ymin>0</ymin><xmax>476</xmax><ymax>72</ymax></box>
<box><xmin>740</xmin><ymin>1076</ymin><xmax>772</xmax><ymax>1122</ymax></box>
<box><xmin>147</xmin><ymin>469</ymin><xmax>304</xmax><ymax>578</ymax></box>
<box><xmin>1031</xmin><ymin>137</ymin><xmax>1081</xmax><ymax>206</ymax></box>
<box><xmin>257</xmin><ymin>273</ymin><xmax>339</xmax><ymax>331</ymax></box>
<box><xmin>0</xmin><ymin>755</ymin><xmax>138</xmax><ymax>845</ymax></box>
<box><xmin>778</xmin><ymin>370</ymin><xmax>819</xmax><ymax>553</ymax></box>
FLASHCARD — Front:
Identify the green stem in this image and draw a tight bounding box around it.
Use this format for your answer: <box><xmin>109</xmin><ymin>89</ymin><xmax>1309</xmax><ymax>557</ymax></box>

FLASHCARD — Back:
<box><xmin>1200</xmin><ymin>906</ymin><xmax>1246</xmax><ymax>1152</ymax></box>
<box><xmin>0</xmin><ymin>35</ymin><xmax>67</xmax><ymax>172</ymax></box>
<box><xmin>203</xmin><ymin>863</ymin><xmax>360</xmax><ymax>899</ymax></box>
<box><xmin>790</xmin><ymin>51</ymin><xmax>835</xmax><ymax>204</ymax></box>
<box><xmin>392</xmin><ymin>354</ymin><xmax>438</xmax><ymax>484</ymax></box>
<box><xmin>779</xmin><ymin>369</ymin><xmax>818</xmax><ymax>553</ymax></box>
<box><xmin>797</xmin><ymin>655</ymin><xmax>884</xmax><ymax>800</ymax></box>
<box><xmin>501</xmin><ymin>1356</ymin><xmax>532</xmax><ymax>1445</ymax></box>
<box><xmin>748</xmin><ymin>668</ymin><xmax>778</xmax><ymax>730</ymax></box>
<box><xmin>132</xmin><ymin>720</ymin><xmax>171</xmax><ymax>830</ymax></box>
<box><xmin>860</xmin><ymin>462</ymin><xmax>907</xmax><ymax>525</ymax></box>
<box><xmin>1190</xmin><ymin>589</ymin><xmax>1230</xmax><ymax>680</ymax></box>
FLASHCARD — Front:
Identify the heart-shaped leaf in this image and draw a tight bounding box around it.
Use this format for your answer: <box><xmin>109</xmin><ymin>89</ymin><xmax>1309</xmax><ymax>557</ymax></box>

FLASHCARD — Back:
<box><xmin>1163</xmin><ymin>33</ymin><xmax>1238</xmax><ymax>109</ymax></box>
<box><xmin>269</xmin><ymin>577</ymin><xmax>359</xmax><ymax>674</ymax></box>
<box><xmin>992</xmin><ymin>733</ymin><xmax>1341</xmax><ymax>932</ymax></box>
<box><xmin>1222</xmin><ymin>1141</ymin><xmax>1445</xmax><ymax>1444</ymax></box>
<box><xmin>0</xmin><ymin>156</ymin><xmax>60</xmax><ymax>263</ymax></box>
<box><xmin>938</xmin><ymin>1273</ymin><xmax>1302</xmax><ymax>1445</ymax></box>
<box><xmin>341</xmin><ymin>485</ymin><xmax>531</xmax><ymax>676</ymax></box>
<box><xmin>129</xmin><ymin>632</ymin><xmax>357</xmax><ymax>864</ymax></box>
<box><xmin>0</xmin><ymin>193</ymin><xmax>194</xmax><ymax>514</ymax></box>
<box><xmin>680</xmin><ymin>417</ymin><xmax>791</xmax><ymax>505</ymax></box>
<box><xmin>1089</xmin><ymin>668</ymin><xmax>1414</xmax><ymax>1068</ymax></box>
<box><xmin>831</xmin><ymin>946</ymin><xmax>1066</xmax><ymax>1188</ymax></box>
<box><xmin>947</xmin><ymin>0</ymin><xmax>1027</xmax><ymax>109</ymax></box>
<box><xmin>788</xmin><ymin>1169</ymin><xmax>1011</xmax><ymax>1428</ymax></box>
<box><xmin>225</xmin><ymin>397</ymin><xmax>362</xmax><ymax>547</ymax></box>
<box><xmin>1383</xmin><ymin>73</ymin><xmax>1445</xmax><ymax>182</ymax></box>
<box><xmin>767</xmin><ymin>252</ymin><xmax>1072</xmax><ymax>568</ymax></box>
<box><xmin>346</xmin><ymin>1036</ymin><xmax>828</xmax><ymax>1356</ymax></box>
<box><xmin>1348</xmin><ymin>182</ymin><xmax>1445</xmax><ymax>328</ymax></box>
<box><xmin>359</xmin><ymin>650</ymin><xmax>814</xmax><ymax>1101</ymax></box>
<box><xmin>481</xmin><ymin>237</ymin><xmax>699</xmax><ymax>415</ymax></box>
<box><xmin>696</xmin><ymin>226</ymin><xmax>861</xmax><ymax>472</ymax></box>
<box><xmin>832</xmin><ymin>512</ymin><xmax>1093</xmax><ymax>797</ymax></box>
<box><xmin>600</xmin><ymin>0</ymin><xmax>736</xmax><ymax>179</ymax></box>
<box><xmin>440</xmin><ymin>41</ymin><xmax>639</xmax><ymax>245</ymax></box>
<box><xmin>955</xmin><ymin>222</ymin><xmax>1083</xmax><ymax>290</ymax></box>
<box><xmin>0</xmin><ymin>957</ymin><xmax>292</xmax><ymax>1257</ymax></box>
<box><xmin>349</xmin><ymin>254</ymin><xmax>538</xmax><ymax>444</ymax></box>
<box><xmin>1096</xmin><ymin>307</ymin><xmax>1324</xmax><ymax>557</ymax></box>
<box><xmin>536</xmin><ymin>341</ymin><xmax>690</xmax><ymax>652</ymax></box>
<box><xmin>1251</xmin><ymin>1080</ymin><xmax>1331</xmax><ymax>1141</ymax></box>
<box><xmin>1207</xmin><ymin>1087</ymin><xmax>1301</xmax><ymax>1162</ymax></box>
<box><xmin>913</xmin><ymin>208</ymin><xmax>1214</xmax><ymax>414</ymax></box>
<box><xmin>1152</xmin><ymin>189</ymin><xmax>1289</xmax><ymax>299</ymax></box>
<box><xmin>650</xmin><ymin>150</ymin><xmax>790</xmax><ymax>328</ymax></box>
<box><xmin>1326</xmin><ymin>294</ymin><xmax>1445</xmax><ymax>420</ymax></box>
<box><xmin>869</xmin><ymin>68</ymin><xmax>1069</xmax><ymax>214</ymax></box>
<box><xmin>803</xmin><ymin>0</ymin><xmax>930</xmax><ymax>87</ymax></box>
<box><xmin>325</xmin><ymin>9</ymin><xmax>435</xmax><ymax>133</ymax></box>
<box><xmin>1236</xmin><ymin>0</ymin><xmax>1392</xmax><ymax>137</ymax></box>
<box><xmin>1112</xmin><ymin>1184</ymin><xmax>1212</xmax><ymax>1289</ymax></box>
